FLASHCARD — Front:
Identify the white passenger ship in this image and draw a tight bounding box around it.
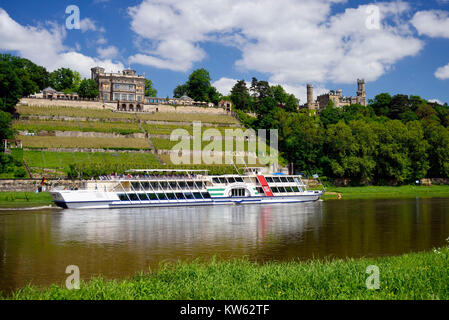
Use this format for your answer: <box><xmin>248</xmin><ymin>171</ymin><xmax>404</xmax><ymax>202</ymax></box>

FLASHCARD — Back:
<box><xmin>50</xmin><ymin>169</ymin><xmax>325</xmax><ymax>209</ymax></box>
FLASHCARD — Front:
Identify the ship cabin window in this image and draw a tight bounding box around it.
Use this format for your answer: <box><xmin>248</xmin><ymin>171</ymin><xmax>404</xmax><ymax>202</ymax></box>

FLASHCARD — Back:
<box><xmin>228</xmin><ymin>177</ymin><xmax>236</xmax><ymax>183</ymax></box>
<box><xmin>271</xmin><ymin>187</ymin><xmax>279</xmax><ymax>193</ymax></box>
<box><xmin>160</xmin><ymin>182</ymin><xmax>168</xmax><ymax>189</ymax></box>
<box><xmin>118</xmin><ymin>194</ymin><xmax>129</xmax><ymax>201</ymax></box>
<box><xmin>141</xmin><ymin>182</ymin><xmax>150</xmax><ymax>190</ymax></box>
<box><xmin>213</xmin><ymin>178</ymin><xmax>220</xmax><ymax>184</ymax></box>
<box><xmin>202</xmin><ymin>192</ymin><xmax>212</xmax><ymax>199</ymax></box>
<box><xmin>231</xmin><ymin>188</ymin><xmax>246</xmax><ymax>197</ymax></box>
<box><xmin>178</xmin><ymin>182</ymin><xmax>186</xmax><ymax>189</ymax></box>
<box><xmin>148</xmin><ymin>193</ymin><xmax>158</xmax><ymax>200</ymax></box>
<box><xmin>219</xmin><ymin>178</ymin><xmax>227</xmax><ymax>184</ymax></box>
<box><xmin>138</xmin><ymin>193</ymin><xmax>149</xmax><ymax>201</ymax></box>
<box><xmin>235</xmin><ymin>177</ymin><xmax>244</xmax><ymax>183</ymax></box>
<box><xmin>187</xmin><ymin>181</ymin><xmax>195</xmax><ymax>188</ymax></box>
<box><xmin>273</xmin><ymin>177</ymin><xmax>281</xmax><ymax>183</ymax></box>
<box><xmin>169</xmin><ymin>182</ymin><xmax>177</xmax><ymax>189</ymax></box>
<box><xmin>257</xmin><ymin>187</ymin><xmax>264</xmax><ymax>194</ymax></box>
<box><xmin>166</xmin><ymin>193</ymin><xmax>176</xmax><ymax>200</ymax></box>
<box><xmin>150</xmin><ymin>182</ymin><xmax>159</xmax><ymax>190</ymax></box>
<box><xmin>288</xmin><ymin>177</ymin><xmax>295</xmax><ymax>182</ymax></box>
<box><xmin>292</xmin><ymin>187</ymin><xmax>300</xmax><ymax>193</ymax></box>
<box><xmin>266</xmin><ymin>177</ymin><xmax>273</xmax><ymax>183</ymax></box>
<box><xmin>129</xmin><ymin>194</ymin><xmax>139</xmax><ymax>201</ymax></box>
<box><xmin>193</xmin><ymin>192</ymin><xmax>203</xmax><ymax>199</ymax></box>
<box><xmin>281</xmin><ymin>177</ymin><xmax>288</xmax><ymax>183</ymax></box>
<box><xmin>185</xmin><ymin>193</ymin><xmax>195</xmax><ymax>200</ymax></box>
<box><xmin>176</xmin><ymin>193</ymin><xmax>185</xmax><ymax>200</ymax></box>
<box><xmin>286</xmin><ymin>187</ymin><xmax>293</xmax><ymax>193</ymax></box>
<box><xmin>158</xmin><ymin>193</ymin><xmax>168</xmax><ymax>200</ymax></box>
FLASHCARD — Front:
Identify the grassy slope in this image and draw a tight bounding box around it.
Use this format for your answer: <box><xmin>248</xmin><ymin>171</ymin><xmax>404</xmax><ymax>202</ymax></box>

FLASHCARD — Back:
<box><xmin>0</xmin><ymin>192</ymin><xmax>53</xmax><ymax>208</ymax></box>
<box><xmin>323</xmin><ymin>185</ymin><xmax>449</xmax><ymax>200</ymax></box>
<box><xmin>5</xmin><ymin>247</ymin><xmax>449</xmax><ymax>300</ymax></box>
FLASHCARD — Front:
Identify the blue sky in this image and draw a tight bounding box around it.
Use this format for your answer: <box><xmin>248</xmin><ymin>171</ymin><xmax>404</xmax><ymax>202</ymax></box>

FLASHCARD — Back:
<box><xmin>1</xmin><ymin>0</ymin><xmax>449</xmax><ymax>104</ymax></box>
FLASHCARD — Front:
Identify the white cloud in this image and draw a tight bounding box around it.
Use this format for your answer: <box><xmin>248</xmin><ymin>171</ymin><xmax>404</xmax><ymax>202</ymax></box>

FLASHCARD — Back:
<box><xmin>411</xmin><ymin>10</ymin><xmax>449</xmax><ymax>38</ymax></box>
<box><xmin>97</xmin><ymin>46</ymin><xmax>119</xmax><ymax>59</ymax></box>
<box><xmin>127</xmin><ymin>0</ymin><xmax>422</xmax><ymax>88</ymax></box>
<box><xmin>0</xmin><ymin>9</ymin><xmax>124</xmax><ymax>78</ymax></box>
<box><xmin>428</xmin><ymin>99</ymin><xmax>443</xmax><ymax>105</ymax></box>
<box><xmin>212</xmin><ymin>78</ymin><xmax>239</xmax><ymax>96</ymax></box>
<box><xmin>435</xmin><ymin>63</ymin><xmax>449</xmax><ymax>80</ymax></box>
<box><xmin>80</xmin><ymin>18</ymin><xmax>98</xmax><ymax>33</ymax></box>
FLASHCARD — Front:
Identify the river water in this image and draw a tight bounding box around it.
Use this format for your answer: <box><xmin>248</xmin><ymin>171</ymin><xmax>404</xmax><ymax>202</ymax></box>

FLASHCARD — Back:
<box><xmin>1</xmin><ymin>198</ymin><xmax>448</xmax><ymax>293</ymax></box>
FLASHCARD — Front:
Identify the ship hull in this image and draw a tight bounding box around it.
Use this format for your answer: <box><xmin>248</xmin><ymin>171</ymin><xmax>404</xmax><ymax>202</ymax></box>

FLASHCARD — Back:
<box><xmin>51</xmin><ymin>192</ymin><xmax>323</xmax><ymax>210</ymax></box>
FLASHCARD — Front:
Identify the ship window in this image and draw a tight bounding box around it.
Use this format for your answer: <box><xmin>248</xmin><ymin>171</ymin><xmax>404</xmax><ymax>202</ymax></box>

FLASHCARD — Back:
<box><xmin>131</xmin><ymin>182</ymin><xmax>140</xmax><ymax>190</ymax></box>
<box><xmin>273</xmin><ymin>177</ymin><xmax>281</xmax><ymax>183</ymax></box>
<box><xmin>148</xmin><ymin>193</ymin><xmax>158</xmax><ymax>200</ymax></box>
<box><xmin>150</xmin><ymin>182</ymin><xmax>159</xmax><ymax>190</ymax></box>
<box><xmin>228</xmin><ymin>177</ymin><xmax>236</xmax><ymax>183</ymax></box>
<box><xmin>257</xmin><ymin>187</ymin><xmax>264</xmax><ymax>194</ymax></box>
<box><xmin>231</xmin><ymin>188</ymin><xmax>246</xmax><ymax>197</ymax></box>
<box><xmin>185</xmin><ymin>193</ymin><xmax>194</xmax><ymax>200</ymax></box>
<box><xmin>292</xmin><ymin>187</ymin><xmax>299</xmax><ymax>193</ymax></box>
<box><xmin>176</xmin><ymin>193</ymin><xmax>185</xmax><ymax>200</ymax></box>
<box><xmin>187</xmin><ymin>181</ymin><xmax>195</xmax><ymax>188</ymax></box>
<box><xmin>271</xmin><ymin>187</ymin><xmax>279</xmax><ymax>193</ymax></box>
<box><xmin>138</xmin><ymin>193</ymin><xmax>149</xmax><ymax>201</ymax></box>
<box><xmin>287</xmin><ymin>177</ymin><xmax>294</xmax><ymax>182</ymax></box>
<box><xmin>286</xmin><ymin>187</ymin><xmax>293</xmax><ymax>193</ymax></box>
<box><xmin>129</xmin><ymin>194</ymin><xmax>139</xmax><ymax>201</ymax></box>
<box><xmin>279</xmin><ymin>187</ymin><xmax>288</xmax><ymax>193</ymax></box>
<box><xmin>281</xmin><ymin>177</ymin><xmax>288</xmax><ymax>183</ymax></box>
<box><xmin>169</xmin><ymin>182</ymin><xmax>177</xmax><ymax>189</ymax></box>
<box><xmin>158</xmin><ymin>193</ymin><xmax>167</xmax><ymax>200</ymax></box>
<box><xmin>178</xmin><ymin>182</ymin><xmax>186</xmax><ymax>189</ymax></box>
<box><xmin>219</xmin><ymin>178</ymin><xmax>227</xmax><ymax>184</ymax></box>
<box><xmin>202</xmin><ymin>192</ymin><xmax>212</xmax><ymax>199</ymax></box>
<box><xmin>141</xmin><ymin>182</ymin><xmax>150</xmax><ymax>190</ymax></box>
<box><xmin>235</xmin><ymin>177</ymin><xmax>244</xmax><ymax>183</ymax></box>
<box><xmin>193</xmin><ymin>192</ymin><xmax>203</xmax><ymax>199</ymax></box>
<box><xmin>212</xmin><ymin>178</ymin><xmax>220</xmax><ymax>183</ymax></box>
<box><xmin>266</xmin><ymin>177</ymin><xmax>273</xmax><ymax>183</ymax></box>
<box><xmin>166</xmin><ymin>193</ymin><xmax>176</xmax><ymax>200</ymax></box>
<box><xmin>118</xmin><ymin>194</ymin><xmax>128</xmax><ymax>201</ymax></box>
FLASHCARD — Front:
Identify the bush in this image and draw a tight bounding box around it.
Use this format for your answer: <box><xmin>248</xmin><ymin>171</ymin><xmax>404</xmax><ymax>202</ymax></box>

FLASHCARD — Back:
<box><xmin>13</xmin><ymin>167</ymin><xmax>27</xmax><ymax>178</ymax></box>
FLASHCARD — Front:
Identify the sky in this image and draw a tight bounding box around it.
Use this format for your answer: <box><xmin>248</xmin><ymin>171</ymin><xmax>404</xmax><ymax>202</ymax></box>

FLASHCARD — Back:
<box><xmin>0</xmin><ymin>0</ymin><xmax>449</xmax><ymax>104</ymax></box>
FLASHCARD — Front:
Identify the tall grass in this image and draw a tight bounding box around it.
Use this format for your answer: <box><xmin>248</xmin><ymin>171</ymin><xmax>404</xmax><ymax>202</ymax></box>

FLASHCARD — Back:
<box><xmin>138</xmin><ymin>112</ymin><xmax>240</xmax><ymax>124</ymax></box>
<box><xmin>5</xmin><ymin>247</ymin><xmax>449</xmax><ymax>300</ymax></box>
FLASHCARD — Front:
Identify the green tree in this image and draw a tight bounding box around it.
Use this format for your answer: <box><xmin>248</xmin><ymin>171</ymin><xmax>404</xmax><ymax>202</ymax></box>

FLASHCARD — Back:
<box><xmin>0</xmin><ymin>111</ymin><xmax>13</xmax><ymax>141</ymax></box>
<box><xmin>50</xmin><ymin>68</ymin><xmax>76</xmax><ymax>92</ymax></box>
<box><xmin>388</xmin><ymin>94</ymin><xmax>410</xmax><ymax>119</ymax></box>
<box><xmin>78</xmin><ymin>79</ymin><xmax>99</xmax><ymax>99</ymax></box>
<box><xmin>230</xmin><ymin>80</ymin><xmax>253</xmax><ymax>112</ymax></box>
<box><xmin>173</xmin><ymin>84</ymin><xmax>188</xmax><ymax>98</ymax></box>
<box><xmin>145</xmin><ymin>79</ymin><xmax>157</xmax><ymax>97</ymax></box>
<box><xmin>0</xmin><ymin>61</ymin><xmax>23</xmax><ymax>113</ymax></box>
<box><xmin>187</xmin><ymin>68</ymin><xmax>212</xmax><ymax>102</ymax></box>
<box><xmin>369</xmin><ymin>93</ymin><xmax>392</xmax><ymax>117</ymax></box>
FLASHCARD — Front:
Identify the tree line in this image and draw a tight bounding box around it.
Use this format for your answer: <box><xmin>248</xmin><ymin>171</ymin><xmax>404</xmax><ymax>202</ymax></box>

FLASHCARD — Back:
<box><xmin>229</xmin><ymin>79</ymin><xmax>449</xmax><ymax>184</ymax></box>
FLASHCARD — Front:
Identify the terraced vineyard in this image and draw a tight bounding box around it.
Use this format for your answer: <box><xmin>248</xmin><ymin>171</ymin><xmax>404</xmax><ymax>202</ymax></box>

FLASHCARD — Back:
<box><xmin>14</xmin><ymin>119</ymin><xmax>141</xmax><ymax>135</ymax></box>
<box><xmin>13</xmin><ymin>104</ymin><xmax>269</xmax><ymax>178</ymax></box>
<box><xmin>20</xmin><ymin>136</ymin><xmax>151</xmax><ymax>150</ymax></box>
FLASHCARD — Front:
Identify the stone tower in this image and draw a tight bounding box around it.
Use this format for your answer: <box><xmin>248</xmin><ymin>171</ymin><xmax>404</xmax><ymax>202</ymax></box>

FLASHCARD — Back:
<box><xmin>357</xmin><ymin>79</ymin><xmax>367</xmax><ymax>106</ymax></box>
<box><xmin>307</xmin><ymin>84</ymin><xmax>314</xmax><ymax>108</ymax></box>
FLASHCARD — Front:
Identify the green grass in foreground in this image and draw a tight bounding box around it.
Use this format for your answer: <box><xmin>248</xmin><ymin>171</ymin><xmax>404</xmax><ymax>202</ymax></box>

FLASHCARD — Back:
<box><xmin>4</xmin><ymin>247</ymin><xmax>449</xmax><ymax>300</ymax></box>
<box><xmin>0</xmin><ymin>192</ymin><xmax>53</xmax><ymax>207</ymax></box>
<box><xmin>322</xmin><ymin>185</ymin><xmax>449</xmax><ymax>200</ymax></box>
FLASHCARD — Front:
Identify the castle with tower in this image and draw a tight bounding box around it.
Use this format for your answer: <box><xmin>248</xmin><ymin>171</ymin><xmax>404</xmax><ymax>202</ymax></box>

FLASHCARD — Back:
<box><xmin>305</xmin><ymin>79</ymin><xmax>367</xmax><ymax>111</ymax></box>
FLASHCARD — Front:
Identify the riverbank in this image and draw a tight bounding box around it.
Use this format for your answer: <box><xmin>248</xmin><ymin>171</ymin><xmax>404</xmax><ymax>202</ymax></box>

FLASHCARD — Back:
<box><xmin>0</xmin><ymin>192</ymin><xmax>54</xmax><ymax>208</ymax></box>
<box><xmin>322</xmin><ymin>185</ymin><xmax>449</xmax><ymax>200</ymax></box>
<box><xmin>4</xmin><ymin>247</ymin><xmax>448</xmax><ymax>300</ymax></box>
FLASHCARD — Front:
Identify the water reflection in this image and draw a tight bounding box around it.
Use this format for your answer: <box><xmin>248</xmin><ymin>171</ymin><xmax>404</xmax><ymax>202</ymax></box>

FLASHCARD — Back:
<box><xmin>0</xmin><ymin>198</ymin><xmax>448</xmax><ymax>293</ymax></box>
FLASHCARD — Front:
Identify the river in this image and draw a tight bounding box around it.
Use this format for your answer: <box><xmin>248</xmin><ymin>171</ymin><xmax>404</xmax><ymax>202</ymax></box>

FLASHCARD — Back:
<box><xmin>1</xmin><ymin>198</ymin><xmax>448</xmax><ymax>293</ymax></box>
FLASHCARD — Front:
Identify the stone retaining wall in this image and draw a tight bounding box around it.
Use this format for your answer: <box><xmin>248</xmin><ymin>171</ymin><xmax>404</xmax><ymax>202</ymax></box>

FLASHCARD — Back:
<box><xmin>0</xmin><ymin>179</ymin><xmax>84</xmax><ymax>192</ymax></box>
<box><xmin>20</xmin><ymin>98</ymin><xmax>230</xmax><ymax>115</ymax></box>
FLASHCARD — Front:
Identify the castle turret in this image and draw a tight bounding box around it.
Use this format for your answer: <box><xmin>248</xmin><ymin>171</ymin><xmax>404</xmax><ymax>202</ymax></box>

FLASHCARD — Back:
<box><xmin>357</xmin><ymin>79</ymin><xmax>367</xmax><ymax>106</ymax></box>
<box><xmin>307</xmin><ymin>84</ymin><xmax>314</xmax><ymax>108</ymax></box>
